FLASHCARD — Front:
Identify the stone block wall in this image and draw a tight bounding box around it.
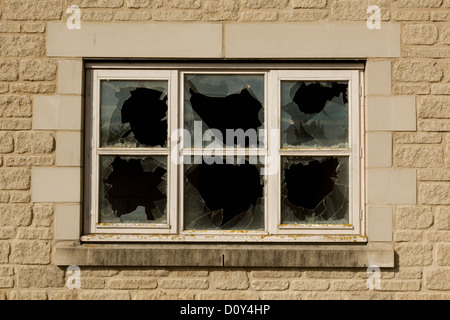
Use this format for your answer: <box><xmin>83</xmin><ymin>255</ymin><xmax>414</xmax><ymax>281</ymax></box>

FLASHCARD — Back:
<box><xmin>0</xmin><ymin>0</ymin><xmax>449</xmax><ymax>300</ymax></box>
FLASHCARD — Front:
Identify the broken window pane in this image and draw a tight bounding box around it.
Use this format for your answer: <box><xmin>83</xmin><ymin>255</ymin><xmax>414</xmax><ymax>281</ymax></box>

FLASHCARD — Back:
<box><xmin>99</xmin><ymin>155</ymin><xmax>167</xmax><ymax>224</ymax></box>
<box><xmin>100</xmin><ymin>80</ymin><xmax>168</xmax><ymax>148</ymax></box>
<box><xmin>281</xmin><ymin>81</ymin><xmax>349</xmax><ymax>149</ymax></box>
<box><xmin>184</xmin><ymin>74</ymin><xmax>265</xmax><ymax>148</ymax></box>
<box><xmin>184</xmin><ymin>156</ymin><xmax>265</xmax><ymax>230</ymax></box>
<box><xmin>281</xmin><ymin>156</ymin><xmax>349</xmax><ymax>224</ymax></box>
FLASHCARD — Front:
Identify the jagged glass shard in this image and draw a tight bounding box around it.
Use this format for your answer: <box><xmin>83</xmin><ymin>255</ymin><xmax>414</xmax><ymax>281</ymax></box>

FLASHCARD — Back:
<box><xmin>99</xmin><ymin>155</ymin><xmax>167</xmax><ymax>224</ymax></box>
<box><xmin>100</xmin><ymin>80</ymin><xmax>168</xmax><ymax>148</ymax></box>
<box><xmin>184</xmin><ymin>74</ymin><xmax>265</xmax><ymax>148</ymax></box>
<box><xmin>281</xmin><ymin>156</ymin><xmax>349</xmax><ymax>224</ymax></box>
<box><xmin>281</xmin><ymin>81</ymin><xmax>349</xmax><ymax>149</ymax></box>
<box><xmin>183</xmin><ymin>156</ymin><xmax>265</xmax><ymax>230</ymax></box>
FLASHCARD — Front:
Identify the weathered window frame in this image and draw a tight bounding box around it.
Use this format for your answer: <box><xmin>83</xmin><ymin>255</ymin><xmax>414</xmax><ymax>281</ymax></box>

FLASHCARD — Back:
<box><xmin>273</xmin><ymin>70</ymin><xmax>363</xmax><ymax>238</ymax></box>
<box><xmin>83</xmin><ymin>64</ymin><xmax>365</xmax><ymax>243</ymax></box>
<box><xmin>85</xmin><ymin>69</ymin><xmax>179</xmax><ymax>235</ymax></box>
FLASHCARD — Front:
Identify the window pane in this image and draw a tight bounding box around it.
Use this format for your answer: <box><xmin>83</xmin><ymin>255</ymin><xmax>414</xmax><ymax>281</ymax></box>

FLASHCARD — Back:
<box><xmin>100</xmin><ymin>80</ymin><xmax>168</xmax><ymax>148</ymax></box>
<box><xmin>281</xmin><ymin>156</ymin><xmax>349</xmax><ymax>224</ymax></box>
<box><xmin>183</xmin><ymin>156</ymin><xmax>265</xmax><ymax>230</ymax></box>
<box><xmin>184</xmin><ymin>74</ymin><xmax>265</xmax><ymax>148</ymax></box>
<box><xmin>99</xmin><ymin>155</ymin><xmax>167</xmax><ymax>224</ymax></box>
<box><xmin>281</xmin><ymin>81</ymin><xmax>349</xmax><ymax>149</ymax></box>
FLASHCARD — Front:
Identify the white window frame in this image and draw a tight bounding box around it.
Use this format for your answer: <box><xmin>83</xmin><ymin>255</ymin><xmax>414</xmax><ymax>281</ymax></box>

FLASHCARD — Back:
<box><xmin>85</xmin><ymin>69</ymin><xmax>179</xmax><ymax>235</ymax></box>
<box><xmin>271</xmin><ymin>70</ymin><xmax>362</xmax><ymax>238</ymax></box>
<box><xmin>83</xmin><ymin>65</ymin><xmax>365</xmax><ymax>242</ymax></box>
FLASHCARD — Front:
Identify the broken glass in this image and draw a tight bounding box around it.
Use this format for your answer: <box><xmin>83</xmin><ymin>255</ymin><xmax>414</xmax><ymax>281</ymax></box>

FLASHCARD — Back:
<box><xmin>281</xmin><ymin>156</ymin><xmax>349</xmax><ymax>224</ymax></box>
<box><xmin>99</xmin><ymin>155</ymin><xmax>167</xmax><ymax>224</ymax></box>
<box><xmin>100</xmin><ymin>80</ymin><xmax>168</xmax><ymax>148</ymax></box>
<box><xmin>184</xmin><ymin>74</ymin><xmax>265</xmax><ymax>148</ymax></box>
<box><xmin>281</xmin><ymin>81</ymin><xmax>349</xmax><ymax>149</ymax></box>
<box><xmin>183</xmin><ymin>156</ymin><xmax>265</xmax><ymax>230</ymax></box>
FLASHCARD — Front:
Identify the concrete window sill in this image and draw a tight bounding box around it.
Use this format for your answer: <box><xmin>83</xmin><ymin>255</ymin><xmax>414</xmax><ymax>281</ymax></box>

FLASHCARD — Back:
<box><xmin>54</xmin><ymin>242</ymin><xmax>394</xmax><ymax>268</ymax></box>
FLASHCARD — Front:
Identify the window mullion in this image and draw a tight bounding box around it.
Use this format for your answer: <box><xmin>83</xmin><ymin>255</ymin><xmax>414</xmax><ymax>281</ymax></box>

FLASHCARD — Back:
<box><xmin>90</xmin><ymin>70</ymin><xmax>101</xmax><ymax>234</ymax></box>
<box><xmin>267</xmin><ymin>70</ymin><xmax>279</xmax><ymax>235</ymax></box>
<box><xmin>168</xmin><ymin>70</ymin><xmax>179</xmax><ymax>234</ymax></box>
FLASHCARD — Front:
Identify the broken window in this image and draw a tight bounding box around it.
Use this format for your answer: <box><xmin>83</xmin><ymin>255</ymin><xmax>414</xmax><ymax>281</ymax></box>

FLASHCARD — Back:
<box><xmin>99</xmin><ymin>155</ymin><xmax>168</xmax><ymax>224</ymax></box>
<box><xmin>182</xmin><ymin>73</ymin><xmax>266</xmax><ymax>232</ymax></box>
<box><xmin>100</xmin><ymin>80</ymin><xmax>168</xmax><ymax>148</ymax></box>
<box><xmin>281</xmin><ymin>156</ymin><xmax>349</xmax><ymax>224</ymax></box>
<box><xmin>89</xmin><ymin>71</ymin><xmax>174</xmax><ymax>234</ymax></box>
<box><xmin>277</xmin><ymin>72</ymin><xmax>356</xmax><ymax>231</ymax></box>
<box><xmin>281</xmin><ymin>81</ymin><xmax>349</xmax><ymax>149</ymax></box>
<box><xmin>184</xmin><ymin>74</ymin><xmax>265</xmax><ymax>148</ymax></box>
<box><xmin>183</xmin><ymin>157</ymin><xmax>265</xmax><ymax>230</ymax></box>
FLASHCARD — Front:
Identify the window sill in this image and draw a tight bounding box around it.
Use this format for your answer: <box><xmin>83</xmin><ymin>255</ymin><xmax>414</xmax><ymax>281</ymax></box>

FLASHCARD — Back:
<box><xmin>53</xmin><ymin>242</ymin><xmax>394</xmax><ymax>268</ymax></box>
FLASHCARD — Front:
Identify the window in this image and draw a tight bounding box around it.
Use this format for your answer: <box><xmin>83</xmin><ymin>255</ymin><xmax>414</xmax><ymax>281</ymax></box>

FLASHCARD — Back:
<box><xmin>84</xmin><ymin>64</ymin><xmax>364</xmax><ymax>242</ymax></box>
